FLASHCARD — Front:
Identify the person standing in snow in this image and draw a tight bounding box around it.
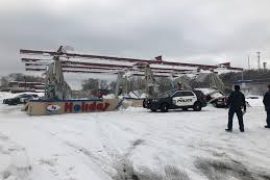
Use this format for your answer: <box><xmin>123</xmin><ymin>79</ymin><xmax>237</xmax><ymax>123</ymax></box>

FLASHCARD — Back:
<box><xmin>263</xmin><ymin>85</ymin><xmax>270</xmax><ymax>128</ymax></box>
<box><xmin>225</xmin><ymin>85</ymin><xmax>246</xmax><ymax>132</ymax></box>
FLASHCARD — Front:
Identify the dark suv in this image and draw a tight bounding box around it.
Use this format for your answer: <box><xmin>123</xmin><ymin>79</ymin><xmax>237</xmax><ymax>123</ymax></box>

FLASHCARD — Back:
<box><xmin>212</xmin><ymin>96</ymin><xmax>229</xmax><ymax>108</ymax></box>
<box><xmin>3</xmin><ymin>94</ymin><xmax>39</xmax><ymax>105</ymax></box>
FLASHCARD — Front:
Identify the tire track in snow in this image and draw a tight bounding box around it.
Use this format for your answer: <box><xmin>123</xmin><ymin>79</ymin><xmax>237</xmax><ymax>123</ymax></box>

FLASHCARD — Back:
<box><xmin>195</xmin><ymin>156</ymin><xmax>270</xmax><ymax>180</ymax></box>
<box><xmin>93</xmin><ymin>115</ymin><xmax>192</xmax><ymax>180</ymax></box>
<box><xmin>30</xmin><ymin>120</ymin><xmax>112</xmax><ymax>180</ymax></box>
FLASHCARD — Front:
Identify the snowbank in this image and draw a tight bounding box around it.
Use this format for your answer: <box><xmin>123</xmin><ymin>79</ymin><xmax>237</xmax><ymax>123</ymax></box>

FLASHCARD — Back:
<box><xmin>0</xmin><ymin>92</ymin><xmax>13</xmax><ymax>101</ymax></box>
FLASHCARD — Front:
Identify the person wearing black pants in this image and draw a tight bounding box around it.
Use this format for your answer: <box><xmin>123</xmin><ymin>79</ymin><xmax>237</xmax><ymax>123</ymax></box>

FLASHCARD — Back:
<box><xmin>226</xmin><ymin>85</ymin><xmax>246</xmax><ymax>132</ymax></box>
<box><xmin>263</xmin><ymin>85</ymin><xmax>270</xmax><ymax>128</ymax></box>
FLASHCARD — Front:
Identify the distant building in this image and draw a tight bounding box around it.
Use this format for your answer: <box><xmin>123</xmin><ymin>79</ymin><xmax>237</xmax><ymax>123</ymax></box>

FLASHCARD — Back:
<box><xmin>1</xmin><ymin>81</ymin><xmax>45</xmax><ymax>93</ymax></box>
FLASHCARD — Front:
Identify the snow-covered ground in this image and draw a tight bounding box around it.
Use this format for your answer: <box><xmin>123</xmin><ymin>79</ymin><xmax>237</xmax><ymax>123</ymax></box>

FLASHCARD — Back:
<box><xmin>0</xmin><ymin>93</ymin><xmax>270</xmax><ymax>180</ymax></box>
<box><xmin>246</xmin><ymin>96</ymin><xmax>264</xmax><ymax>107</ymax></box>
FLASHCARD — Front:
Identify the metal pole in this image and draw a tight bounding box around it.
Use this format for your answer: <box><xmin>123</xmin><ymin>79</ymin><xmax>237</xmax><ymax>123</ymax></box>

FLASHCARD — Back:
<box><xmin>248</xmin><ymin>55</ymin><xmax>250</xmax><ymax>70</ymax></box>
<box><xmin>241</xmin><ymin>70</ymin><xmax>246</xmax><ymax>92</ymax></box>
<box><xmin>257</xmin><ymin>52</ymin><xmax>261</xmax><ymax>69</ymax></box>
<box><xmin>24</xmin><ymin>76</ymin><xmax>26</xmax><ymax>91</ymax></box>
<box><xmin>263</xmin><ymin>62</ymin><xmax>267</xmax><ymax>70</ymax></box>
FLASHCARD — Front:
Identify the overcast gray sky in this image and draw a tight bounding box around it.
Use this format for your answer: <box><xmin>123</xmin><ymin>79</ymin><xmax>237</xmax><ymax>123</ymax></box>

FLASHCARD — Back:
<box><xmin>1</xmin><ymin>0</ymin><xmax>270</xmax><ymax>75</ymax></box>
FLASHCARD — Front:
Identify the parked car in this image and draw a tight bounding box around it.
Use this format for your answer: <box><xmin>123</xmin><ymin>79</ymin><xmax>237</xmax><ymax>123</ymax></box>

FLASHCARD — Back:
<box><xmin>3</xmin><ymin>94</ymin><xmax>39</xmax><ymax>105</ymax></box>
<box><xmin>194</xmin><ymin>88</ymin><xmax>227</xmax><ymax>107</ymax></box>
<box><xmin>212</xmin><ymin>95</ymin><xmax>252</xmax><ymax>108</ymax></box>
<box><xmin>212</xmin><ymin>96</ymin><xmax>229</xmax><ymax>108</ymax></box>
<box><xmin>143</xmin><ymin>90</ymin><xmax>207</xmax><ymax>112</ymax></box>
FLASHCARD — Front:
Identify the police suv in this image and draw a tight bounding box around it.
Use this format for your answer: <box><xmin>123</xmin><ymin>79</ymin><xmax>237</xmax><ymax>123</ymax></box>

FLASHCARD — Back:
<box><xmin>143</xmin><ymin>90</ymin><xmax>207</xmax><ymax>112</ymax></box>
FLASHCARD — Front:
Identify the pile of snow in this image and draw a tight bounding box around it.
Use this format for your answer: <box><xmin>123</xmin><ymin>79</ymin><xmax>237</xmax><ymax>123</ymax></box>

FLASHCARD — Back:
<box><xmin>0</xmin><ymin>92</ymin><xmax>14</xmax><ymax>101</ymax></box>
<box><xmin>140</xmin><ymin>93</ymin><xmax>146</xmax><ymax>98</ymax></box>
<box><xmin>102</xmin><ymin>94</ymin><xmax>116</xmax><ymax>99</ymax></box>
<box><xmin>128</xmin><ymin>91</ymin><xmax>139</xmax><ymax>99</ymax></box>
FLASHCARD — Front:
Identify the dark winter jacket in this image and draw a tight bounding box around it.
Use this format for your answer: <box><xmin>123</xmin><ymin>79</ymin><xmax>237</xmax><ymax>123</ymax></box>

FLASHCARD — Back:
<box><xmin>263</xmin><ymin>91</ymin><xmax>270</xmax><ymax>110</ymax></box>
<box><xmin>227</xmin><ymin>90</ymin><xmax>246</xmax><ymax>111</ymax></box>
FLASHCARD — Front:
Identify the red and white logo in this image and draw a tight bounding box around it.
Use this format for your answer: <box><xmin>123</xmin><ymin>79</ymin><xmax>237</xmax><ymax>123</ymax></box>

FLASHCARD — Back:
<box><xmin>47</xmin><ymin>104</ymin><xmax>61</xmax><ymax>112</ymax></box>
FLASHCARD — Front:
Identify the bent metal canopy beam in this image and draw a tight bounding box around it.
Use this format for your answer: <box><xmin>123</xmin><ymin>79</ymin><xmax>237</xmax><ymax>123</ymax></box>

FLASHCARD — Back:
<box><xmin>22</xmin><ymin>58</ymin><xmax>191</xmax><ymax>74</ymax></box>
<box><xmin>20</xmin><ymin>48</ymin><xmax>243</xmax><ymax>76</ymax></box>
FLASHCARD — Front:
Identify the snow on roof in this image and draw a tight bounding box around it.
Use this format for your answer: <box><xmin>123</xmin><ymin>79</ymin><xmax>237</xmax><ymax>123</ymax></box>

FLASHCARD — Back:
<box><xmin>195</xmin><ymin>88</ymin><xmax>217</xmax><ymax>95</ymax></box>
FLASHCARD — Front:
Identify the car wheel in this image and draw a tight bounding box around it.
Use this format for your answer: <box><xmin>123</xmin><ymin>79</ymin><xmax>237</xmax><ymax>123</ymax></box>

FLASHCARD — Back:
<box><xmin>151</xmin><ymin>108</ymin><xmax>157</xmax><ymax>112</ymax></box>
<box><xmin>160</xmin><ymin>103</ymin><xmax>169</xmax><ymax>112</ymax></box>
<box><xmin>193</xmin><ymin>102</ymin><xmax>202</xmax><ymax>111</ymax></box>
<box><xmin>143</xmin><ymin>101</ymin><xmax>146</xmax><ymax>108</ymax></box>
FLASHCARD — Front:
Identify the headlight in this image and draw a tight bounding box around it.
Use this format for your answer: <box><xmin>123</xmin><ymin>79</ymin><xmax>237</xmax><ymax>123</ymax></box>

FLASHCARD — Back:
<box><xmin>152</xmin><ymin>99</ymin><xmax>158</xmax><ymax>102</ymax></box>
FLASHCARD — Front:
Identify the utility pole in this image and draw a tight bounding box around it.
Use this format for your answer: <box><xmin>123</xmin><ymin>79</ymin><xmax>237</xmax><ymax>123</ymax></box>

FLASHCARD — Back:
<box><xmin>247</xmin><ymin>55</ymin><xmax>250</xmax><ymax>70</ymax></box>
<box><xmin>257</xmin><ymin>51</ymin><xmax>261</xmax><ymax>69</ymax></box>
<box><xmin>241</xmin><ymin>69</ymin><xmax>247</xmax><ymax>93</ymax></box>
<box><xmin>263</xmin><ymin>62</ymin><xmax>267</xmax><ymax>70</ymax></box>
<box><xmin>24</xmin><ymin>76</ymin><xmax>26</xmax><ymax>91</ymax></box>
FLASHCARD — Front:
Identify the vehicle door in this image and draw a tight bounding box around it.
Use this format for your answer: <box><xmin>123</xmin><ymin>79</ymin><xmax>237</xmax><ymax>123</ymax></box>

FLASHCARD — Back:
<box><xmin>182</xmin><ymin>91</ymin><xmax>197</xmax><ymax>106</ymax></box>
<box><xmin>172</xmin><ymin>91</ymin><xmax>196</xmax><ymax>107</ymax></box>
<box><xmin>172</xmin><ymin>92</ymin><xmax>185</xmax><ymax>107</ymax></box>
<box><xmin>19</xmin><ymin>95</ymin><xmax>29</xmax><ymax>103</ymax></box>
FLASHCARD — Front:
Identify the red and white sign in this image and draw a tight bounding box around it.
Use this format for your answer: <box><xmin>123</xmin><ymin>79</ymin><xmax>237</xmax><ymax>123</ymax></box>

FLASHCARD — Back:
<box><xmin>64</xmin><ymin>102</ymin><xmax>110</xmax><ymax>113</ymax></box>
<box><xmin>47</xmin><ymin>104</ymin><xmax>61</xmax><ymax>112</ymax></box>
